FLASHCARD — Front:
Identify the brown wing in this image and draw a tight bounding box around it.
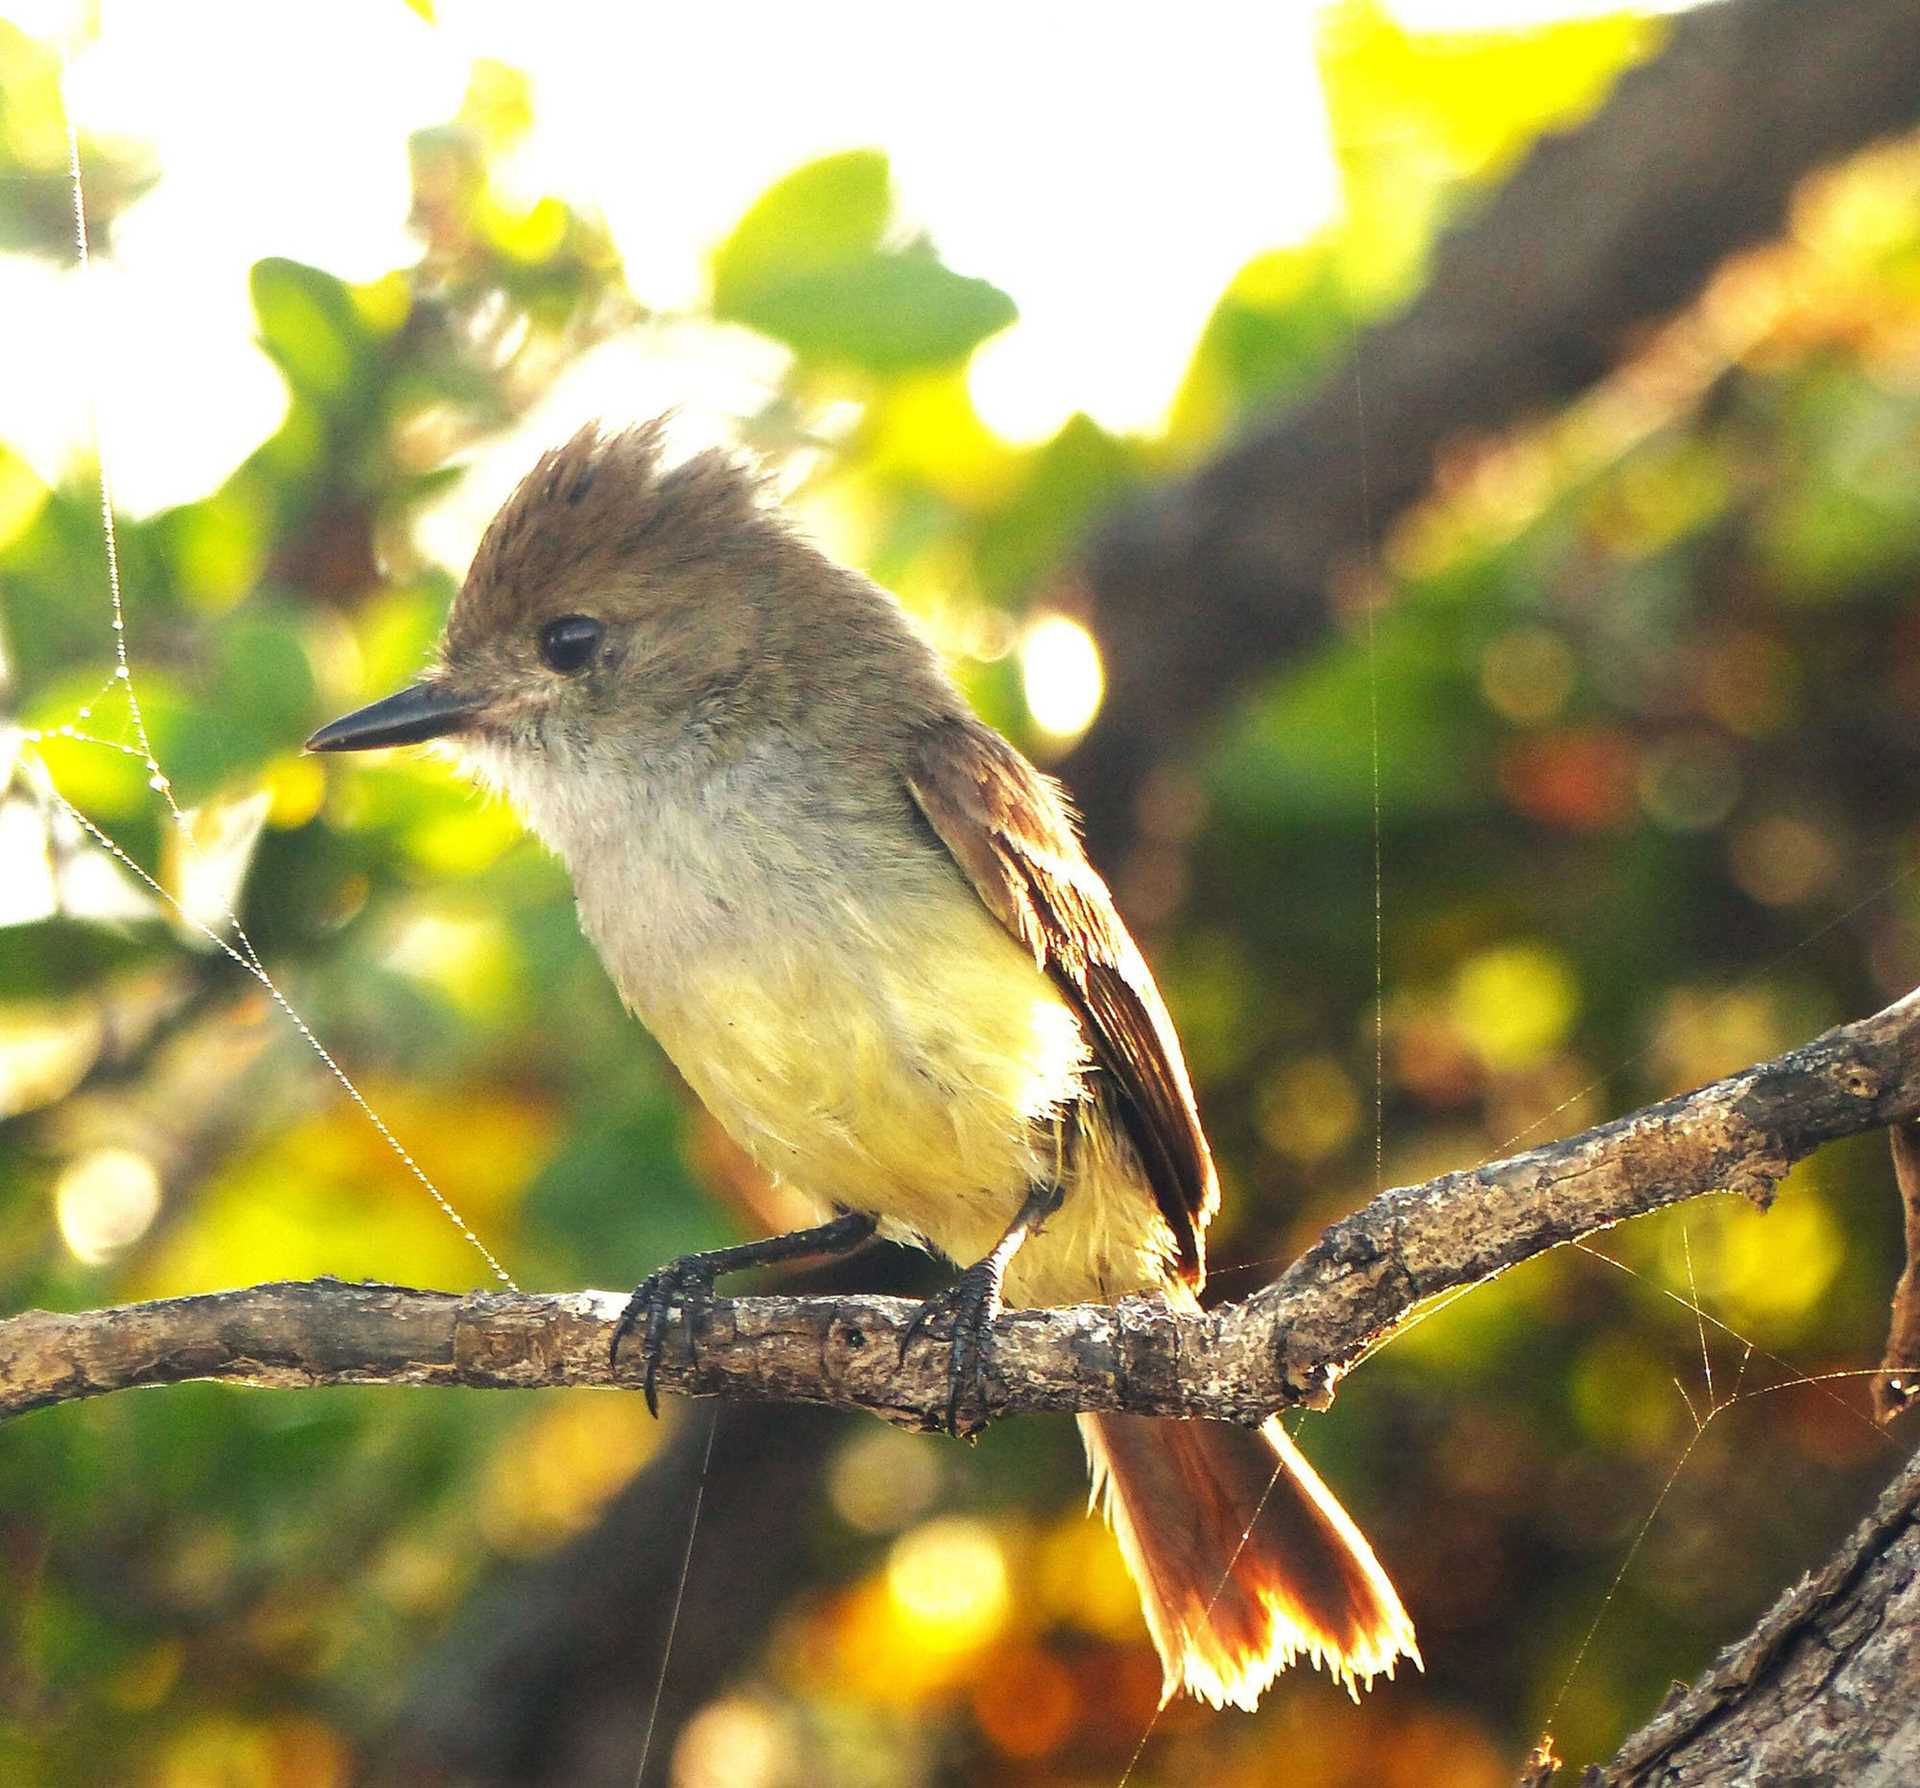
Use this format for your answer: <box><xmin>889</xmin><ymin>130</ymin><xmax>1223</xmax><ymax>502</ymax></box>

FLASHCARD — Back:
<box><xmin>905</xmin><ymin>714</ymin><xmax>1218</xmax><ymax>1288</ymax></box>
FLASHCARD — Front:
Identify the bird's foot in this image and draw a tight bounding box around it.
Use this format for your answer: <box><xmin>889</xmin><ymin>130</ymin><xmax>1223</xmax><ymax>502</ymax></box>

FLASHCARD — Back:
<box><xmin>606</xmin><ymin>1213</ymin><xmax>882</xmax><ymax>1415</ymax></box>
<box><xmin>611</xmin><ymin>1256</ymin><xmax>719</xmax><ymax>1416</ymax></box>
<box><xmin>900</xmin><ymin>1260</ymin><xmax>1004</xmax><ymax>1438</ymax></box>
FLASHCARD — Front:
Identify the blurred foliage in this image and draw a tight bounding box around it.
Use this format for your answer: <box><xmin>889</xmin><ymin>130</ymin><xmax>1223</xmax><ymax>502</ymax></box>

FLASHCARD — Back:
<box><xmin>4</xmin><ymin>4</ymin><xmax>1920</xmax><ymax>1786</ymax></box>
<box><xmin>0</xmin><ymin>22</ymin><xmax>153</xmax><ymax>258</ymax></box>
<box><xmin>712</xmin><ymin>149</ymin><xmax>1017</xmax><ymax>373</ymax></box>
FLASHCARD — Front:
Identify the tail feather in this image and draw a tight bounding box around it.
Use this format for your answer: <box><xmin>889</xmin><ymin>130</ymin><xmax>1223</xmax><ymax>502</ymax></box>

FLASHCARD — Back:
<box><xmin>1080</xmin><ymin>1411</ymin><xmax>1419</xmax><ymax>1708</ymax></box>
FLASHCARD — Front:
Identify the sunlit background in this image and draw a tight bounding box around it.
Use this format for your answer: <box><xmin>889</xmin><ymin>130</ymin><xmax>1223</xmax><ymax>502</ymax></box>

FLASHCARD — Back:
<box><xmin>11</xmin><ymin>1</ymin><xmax>1690</xmax><ymax>492</ymax></box>
<box><xmin>9</xmin><ymin>0</ymin><xmax>1920</xmax><ymax>1783</ymax></box>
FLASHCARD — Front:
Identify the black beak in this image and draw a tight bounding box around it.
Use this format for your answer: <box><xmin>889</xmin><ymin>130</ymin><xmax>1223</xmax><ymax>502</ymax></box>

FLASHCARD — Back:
<box><xmin>305</xmin><ymin>682</ymin><xmax>484</xmax><ymax>753</ymax></box>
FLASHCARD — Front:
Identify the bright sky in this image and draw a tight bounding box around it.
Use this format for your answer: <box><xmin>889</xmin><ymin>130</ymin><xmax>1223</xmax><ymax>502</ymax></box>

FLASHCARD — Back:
<box><xmin>6</xmin><ymin>0</ymin><xmax>1699</xmax><ymax>525</ymax></box>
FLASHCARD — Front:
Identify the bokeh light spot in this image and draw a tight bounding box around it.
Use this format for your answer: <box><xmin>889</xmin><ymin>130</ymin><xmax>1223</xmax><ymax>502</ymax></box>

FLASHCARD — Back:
<box><xmin>1572</xmin><ymin>1334</ymin><xmax>1683</xmax><ymax>1453</ymax></box>
<box><xmin>55</xmin><ymin>1146</ymin><xmax>163</xmax><ymax>1265</ymax></box>
<box><xmin>1729</xmin><ymin>813</ymin><xmax>1840</xmax><ymax>907</ymax></box>
<box><xmin>1479</xmin><ymin>626</ymin><xmax>1575</xmax><ymax>725</ymax></box>
<box><xmin>972</xmin><ymin>1646</ymin><xmax>1077</xmax><ymax>1758</ymax></box>
<box><xmin>672</xmin><ymin>1695</ymin><xmax>792</xmax><ymax>1788</ymax></box>
<box><xmin>1657</xmin><ymin>1186</ymin><xmax>1843</xmax><ymax>1328</ymax></box>
<box><xmin>1451</xmin><ymin>942</ymin><xmax>1579</xmax><ymax>1072</ymax></box>
<box><xmin>1257</xmin><ymin>1054</ymin><xmax>1363</xmax><ymax>1163</ymax></box>
<box><xmin>0</xmin><ymin>1002</ymin><xmax>102</xmax><ymax>1119</ymax></box>
<box><xmin>1637</xmin><ymin>733</ymin><xmax>1741</xmax><ymax>832</ymax></box>
<box><xmin>1020</xmin><ymin>614</ymin><xmax>1104</xmax><ymax>742</ymax></box>
<box><xmin>478</xmin><ymin>1394</ymin><xmax>663</xmax><ymax>1555</ymax></box>
<box><xmin>828</xmin><ymin>1426</ymin><xmax>941</xmax><ymax>1535</ymax></box>
<box><xmin>885</xmin><ymin>1517</ymin><xmax>1010</xmax><ymax>1656</ymax></box>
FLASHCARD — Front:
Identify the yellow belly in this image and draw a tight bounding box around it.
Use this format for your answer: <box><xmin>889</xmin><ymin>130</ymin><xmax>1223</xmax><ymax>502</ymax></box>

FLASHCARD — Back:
<box><xmin>647</xmin><ymin>895</ymin><xmax>1179</xmax><ymax>1306</ymax></box>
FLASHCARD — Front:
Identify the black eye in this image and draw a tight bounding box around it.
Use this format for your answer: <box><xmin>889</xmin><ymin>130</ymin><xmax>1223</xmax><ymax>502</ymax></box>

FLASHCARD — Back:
<box><xmin>539</xmin><ymin>614</ymin><xmax>603</xmax><ymax>674</ymax></box>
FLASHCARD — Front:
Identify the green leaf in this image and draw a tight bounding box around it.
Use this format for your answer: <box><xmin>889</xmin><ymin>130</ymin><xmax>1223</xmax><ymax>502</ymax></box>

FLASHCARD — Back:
<box><xmin>1170</xmin><ymin>242</ymin><xmax>1352</xmax><ymax>444</ymax></box>
<box><xmin>711</xmin><ymin>148</ymin><xmax>891</xmax><ymax>308</ymax></box>
<box><xmin>714</xmin><ymin>151</ymin><xmax>1015</xmax><ymax>371</ymax></box>
<box><xmin>721</xmin><ymin>252</ymin><xmax>1016</xmax><ymax>374</ymax></box>
<box><xmin>140</xmin><ymin>609</ymin><xmax>316</xmax><ymax>798</ymax></box>
<box><xmin>250</xmin><ymin>258</ymin><xmax>366</xmax><ymax>397</ymax></box>
<box><xmin>1213</xmin><ymin>607</ymin><xmax>1486</xmax><ymax>825</ymax></box>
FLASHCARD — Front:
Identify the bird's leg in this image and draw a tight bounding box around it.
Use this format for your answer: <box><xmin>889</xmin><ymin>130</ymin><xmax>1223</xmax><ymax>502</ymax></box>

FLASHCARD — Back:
<box><xmin>612</xmin><ymin>1209</ymin><xmax>879</xmax><ymax>1413</ymax></box>
<box><xmin>901</xmin><ymin>1180</ymin><xmax>1064</xmax><ymax>1437</ymax></box>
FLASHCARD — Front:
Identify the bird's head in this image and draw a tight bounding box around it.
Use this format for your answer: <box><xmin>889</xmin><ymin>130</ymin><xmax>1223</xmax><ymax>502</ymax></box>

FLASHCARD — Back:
<box><xmin>308</xmin><ymin>417</ymin><xmax>955</xmax><ymax>855</ymax></box>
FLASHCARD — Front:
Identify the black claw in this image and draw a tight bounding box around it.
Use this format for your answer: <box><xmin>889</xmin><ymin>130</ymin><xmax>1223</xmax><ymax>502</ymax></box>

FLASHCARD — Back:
<box><xmin>606</xmin><ymin>1214</ymin><xmax>882</xmax><ymax>1415</ymax></box>
<box><xmin>900</xmin><ymin>1262</ymin><xmax>1002</xmax><ymax>1436</ymax></box>
<box><xmin>611</xmin><ymin>1257</ymin><xmax>718</xmax><ymax>1416</ymax></box>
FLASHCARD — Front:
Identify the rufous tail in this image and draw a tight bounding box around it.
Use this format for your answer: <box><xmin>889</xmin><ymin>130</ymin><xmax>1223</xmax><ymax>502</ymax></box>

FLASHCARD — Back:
<box><xmin>1079</xmin><ymin>1409</ymin><xmax>1419</xmax><ymax>1708</ymax></box>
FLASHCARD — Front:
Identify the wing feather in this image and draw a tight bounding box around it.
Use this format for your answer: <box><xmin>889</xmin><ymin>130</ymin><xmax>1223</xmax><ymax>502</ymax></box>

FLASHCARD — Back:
<box><xmin>904</xmin><ymin>715</ymin><xmax>1217</xmax><ymax>1287</ymax></box>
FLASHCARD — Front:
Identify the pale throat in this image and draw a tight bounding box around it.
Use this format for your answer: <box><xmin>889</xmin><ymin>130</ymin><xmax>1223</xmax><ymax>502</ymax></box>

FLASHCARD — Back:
<box><xmin>453</xmin><ymin>724</ymin><xmax>759</xmax><ymax>968</ymax></box>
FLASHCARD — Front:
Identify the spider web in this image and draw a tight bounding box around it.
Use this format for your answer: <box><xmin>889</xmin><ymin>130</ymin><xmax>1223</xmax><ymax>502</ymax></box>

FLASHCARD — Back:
<box><xmin>4</xmin><ymin>65</ymin><xmax>519</xmax><ymax>1294</ymax></box>
<box><xmin>19</xmin><ymin>34</ymin><xmax>1918</xmax><ymax>1788</ymax></box>
<box><xmin>19</xmin><ymin>59</ymin><xmax>741</xmax><ymax>1788</ymax></box>
<box><xmin>1107</xmin><ymin>185</ymin><xmax>1920</xmax><ymax>1788</ymax></box>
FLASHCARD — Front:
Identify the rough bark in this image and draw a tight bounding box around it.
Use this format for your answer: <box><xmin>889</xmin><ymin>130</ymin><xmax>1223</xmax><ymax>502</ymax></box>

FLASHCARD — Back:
<box><xmin>1062</xmin><ymin>0</ymin><xmax>1920</xmax><ymax>857</ymax></box>
<box><xmin>1593</xmin><ymin>1446</ymin><xmax>1920</xmax><ymax>1785</ymax></box>
<box><xmin>8</xmin><ymin>988</ymin><xmax>1918</xmax><ymax>1431</ymax></box>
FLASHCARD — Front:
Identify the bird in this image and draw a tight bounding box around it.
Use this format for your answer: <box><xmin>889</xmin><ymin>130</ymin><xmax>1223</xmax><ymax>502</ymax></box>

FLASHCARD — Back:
<box><xmin>307</xmin><ymin>419</ymin><xmax>1418</xmax><ymax>1708</ymax></box>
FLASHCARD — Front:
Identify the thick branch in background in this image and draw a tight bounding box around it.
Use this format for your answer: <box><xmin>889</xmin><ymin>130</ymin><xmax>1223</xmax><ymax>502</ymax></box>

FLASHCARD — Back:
<box><xmin>1062</xmin><ymin>0</ymin><xmax>1920</xmax><ymax>858</ymax></box>
<box><xmin>1596</xmin><ymin>1446</ymin><xmax>1920</xmax><ymax>1785</ymax></box>
<box><xmin>372</xmin><ymin>1402</ymin><xmax>847</xmax><ymax>1788</ymax></box>
<box><xmin>6</xmin><ymin>988</ymin><xmax>1916</xmax><ymax>1428</ymax></box>
<box><xmin>383</xmin><ymin>1247</ymin><xmax>923</xmax><ymax>1788</ymax></box>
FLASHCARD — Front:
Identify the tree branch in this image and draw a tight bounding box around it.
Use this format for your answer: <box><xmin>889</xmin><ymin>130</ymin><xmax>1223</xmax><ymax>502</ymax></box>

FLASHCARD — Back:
<box><xmin>1063</xmin><ymin>0</ymin><xmax>1920</xmax><ymax>858</ymax></box>
<box><xmin>1595</xmin><ymin>1441</ymin><xmax>1920</xmax><ymax>1784</ymax></box>
<box><xmin>7</xmin><ymin>987</ymin><xmax>1918</xmax><ymax>1431</ymax></box>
